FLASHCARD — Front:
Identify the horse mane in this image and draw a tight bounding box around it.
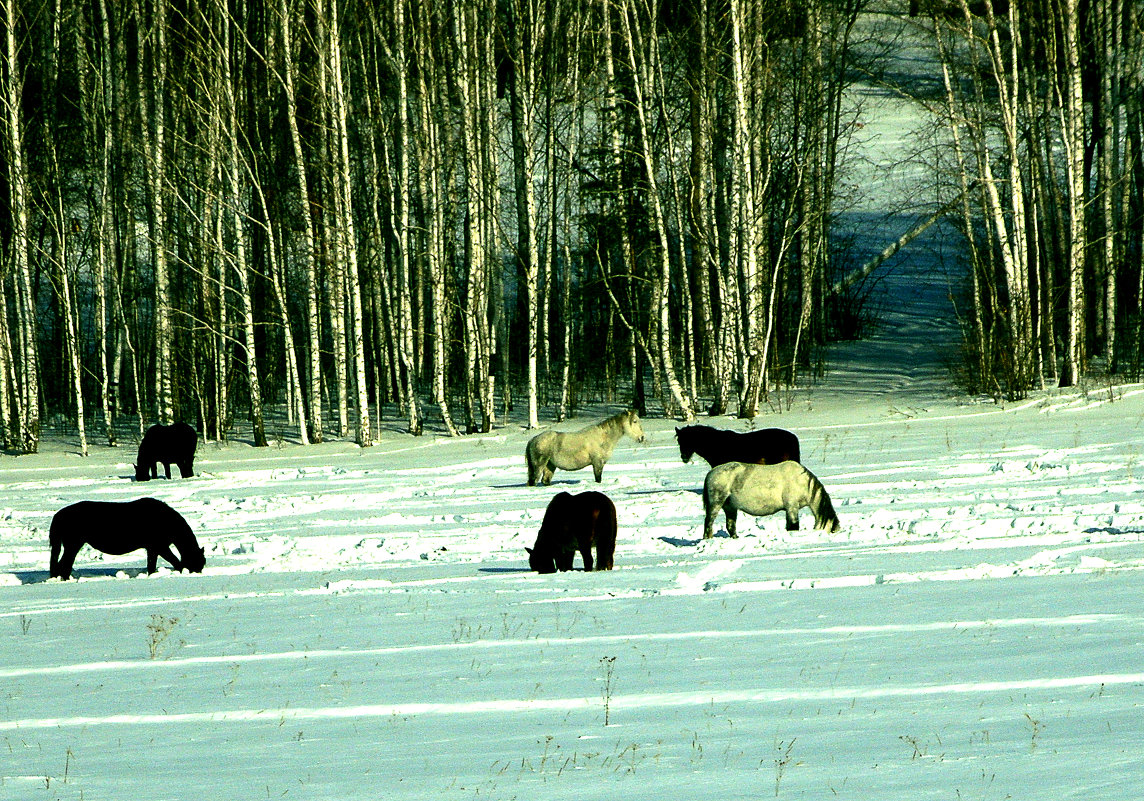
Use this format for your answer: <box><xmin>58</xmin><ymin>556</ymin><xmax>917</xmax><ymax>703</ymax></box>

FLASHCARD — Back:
<box><xmin>598</xmin><ymin>409</ymin><xmax>633</xmax><ymax>433</ymax></box>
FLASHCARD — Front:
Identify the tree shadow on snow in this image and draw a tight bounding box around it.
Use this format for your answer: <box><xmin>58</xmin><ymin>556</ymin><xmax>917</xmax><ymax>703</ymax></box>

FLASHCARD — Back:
<box><xmin>11</xmin><ymin>567</ymin><xmax>149</xmax><ymax>584</ymax></box>
<box><xmin>625</xmin><ymin>487</ymin><xmax>702</xmax><ymax>497</ymax></box>
<box><xmin>659</xmin><ymin>530</ymin><xmax>737</xmax><ymax>547</ymax></box>
<box><xmin>491</xmin><ymin>479</ymin><xmax>584</xmax><ymax>489</ymax></box>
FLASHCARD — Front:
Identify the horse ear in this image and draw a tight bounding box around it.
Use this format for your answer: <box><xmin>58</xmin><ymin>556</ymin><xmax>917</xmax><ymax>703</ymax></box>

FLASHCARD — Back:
<box><xmin>525</xmin><ymin>547</ymin><xmax>533</xmax><ymax>554</ymax></box>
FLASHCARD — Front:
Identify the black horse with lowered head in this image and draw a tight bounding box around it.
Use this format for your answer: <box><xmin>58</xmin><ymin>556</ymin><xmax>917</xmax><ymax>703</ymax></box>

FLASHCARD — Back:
<box><xmin>135</xmin><ymin>422</ymin><xmax>198</xmax><ymax>481</ymax></box>
<box><xmin>527</xmin><ymin>491</ymin><xmax>617</xmax><ymax>573</ymax></box>
<box><xmin>49</xmin><ymin>497</ymin><xmax>206</xmax><ymax>580</ymax></box>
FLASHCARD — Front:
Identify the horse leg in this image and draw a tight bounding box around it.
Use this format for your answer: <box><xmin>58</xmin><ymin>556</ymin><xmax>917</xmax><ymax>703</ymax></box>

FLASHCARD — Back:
<box><xmin>592</xmin><ymin>459</ymin><xmax>603</xmax><ymax>483</ymax></box>
<box><xmin>153</xmin><ymin>545</ymin><xmax>182</xmax><ymax>573</ymax></box>
<box><xmin>542</xmin><ymin>463</ymin><xmax>555</xmax><ymax>485</ymax></box>
<box><xmin>580</xmin><ymin>536</ymin><xmax>595</xmax><ymax>572</ymax></box>
<box><xmin>178</xmin><ymin>461</ymin><xmax>193</xmax><ymax>478</ymax></box>
<box><xmin>555</xmin><ymin>548</ymin><xmax>574</xmax><ymax>571</ymax></box>
<box><xmin>785</xmin><ymin>506</ymin><xmax>799</xmax><ymax>531</ymax></box>
<box><xmin>55</xmin><ymin>544</ymin><xmax>80</xmax><ymax>580</ymax></box>
<box><xmin>49</xmin><ymin>538</ymin><xmax>64</xmax><ymax>579</ymax></box>
<box><xmin>162</xmin><ymin>462</ymin><xmax>173</xmax><ymax>479</ymax></box>
<box><xmin>526</xmin><ymin>455</ymin><xmax>538</xmax><ymax>486</ymax></box>
<box><xmin>703</xmin><ymin>501</ymin><xmax>720</xmax><ymax>539</ymax></box>
<box><xmin>725</xmin><ymin>505</ymin><xmax>738</xmax><ymax>539</ymax></box>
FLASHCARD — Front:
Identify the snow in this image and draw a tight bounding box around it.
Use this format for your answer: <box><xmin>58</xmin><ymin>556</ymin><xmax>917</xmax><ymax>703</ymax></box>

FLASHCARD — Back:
<box><xmin>5</xmin><ymin>257</ymin><xmax>1144</xmax><ymax>800</ymax></box>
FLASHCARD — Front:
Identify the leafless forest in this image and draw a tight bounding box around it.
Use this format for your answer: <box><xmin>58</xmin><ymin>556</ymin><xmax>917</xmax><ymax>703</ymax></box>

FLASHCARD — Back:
<box><xmin>0</xmin><ymin>0</ymin><xmax>1141</xmax><ymax>453</ymax></box>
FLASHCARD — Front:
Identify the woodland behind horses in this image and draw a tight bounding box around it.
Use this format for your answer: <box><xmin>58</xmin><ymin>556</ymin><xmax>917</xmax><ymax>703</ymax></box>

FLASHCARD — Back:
<box><xmin>1</xmin><ymin>2</ymin><xmax>1142</xmax><ymax>453</ymax></box>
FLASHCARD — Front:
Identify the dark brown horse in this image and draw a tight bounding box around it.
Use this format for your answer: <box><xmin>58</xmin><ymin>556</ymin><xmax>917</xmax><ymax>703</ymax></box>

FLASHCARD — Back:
<box><xmin>675</xmin><ymin>424</ymin><xmax>800</xmax><ymax>468</ymax></box>
<box><xmin>135</xmin><ymin>422</ymin><xmax>198</xmax><ymax>481</ymax></box>
<box><xmin>49</xmin><ymin>498</ymin><xmax>206</xmax><ymax>580</ymax></box>
<box><xmin>527</xmin><ymin>491</ymin><xmax>617</xmax><ymax>573</ymax></box>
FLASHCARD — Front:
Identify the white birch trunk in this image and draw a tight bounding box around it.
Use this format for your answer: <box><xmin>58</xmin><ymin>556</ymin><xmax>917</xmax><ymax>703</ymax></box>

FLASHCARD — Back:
<box><xmin>220</xmin><ymin>11</ymin><xmax>266</xmax><ymax>446</ymax></box>
<box><xmin>328</xmin><ymin>0</ymin><xmax>372</xmax><ymax>447</ymax></box>
<box><xmin>279</xmin><ymin>0</ymin><xmax>323</xmax><ymax>443</ymax></box>
<box><xmin>729</xmin><ymin>0</ymin><xmax>761</xmax><ymax>417</ymax></box>
<box><xmin>508</xmin><ymin>0</ymin><xmax>541</xmax><ymax>429</ymax></box>
<box><xmin>138</xmin><ymin>0</ymin><xmax>174</xmax><ymax>425</ymax></box>
<box><xmin>379</xmin><ymin>0</ymin><xmax>422</xmax><ymax>435</ymax></box>
<box><xmin>2</xmin><ymin>0</ymin><xmax>38</xmax><ymax>451</ymax></box>
<box><xmin>452</xmin><ymin>2</ymin><xmax>489</xmax><ymax>432</ymax></box>
<box><xmin>413</xmin><ymin>4</ymin><xmax>459</xmax><ymax>436</ymax></box>
<box><xmin>1059</xmin><ymin>0</ymin><xmax>1086</xmax><ymax>387</ymax></box>
<box><xmin>618</xmin><ymin>0</ymin><xmax>695</xmax><ymax>420</ymax></box>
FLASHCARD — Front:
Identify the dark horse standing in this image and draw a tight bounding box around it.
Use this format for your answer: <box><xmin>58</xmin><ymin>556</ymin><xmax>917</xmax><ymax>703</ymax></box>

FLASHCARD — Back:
<box><xmin>527</xmin><ymin>491</ymin><xmax>617</xmax><ymax>573</ymax></box>
<box><xmin>675</xmin><ymin>424</ymin><xmax>800</xmax><ymax>468</ymax></box>
<box><xmin>135</xmin><ymin>422</ymin><xmax>198</xmax><ymax>481</ymax></box>
<box><xmin>49</xmin><ymin>498</ymin><xmax>206</xmax><ymax>580</ymax></box>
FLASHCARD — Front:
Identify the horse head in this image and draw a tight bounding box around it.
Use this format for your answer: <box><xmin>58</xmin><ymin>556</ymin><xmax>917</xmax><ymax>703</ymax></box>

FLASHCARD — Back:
<box><xmin>626</xmin><ymin>410</ymin><xmax>646</xmax><ymax>443</ymax></box>
<box><xmin>181</xmin><ymin>544</ymin><xmax>206</xmax><ymax>573</ymax></box>
<box><xmin>133</xmin><ymin>464</ymin><xmax>151</xmax><ymax>482</ymax></box>
<box><xmin>526</xmin><ymin>546</ymin><xmax>557</xmax><ymax>574</ymax></box>
<box><xmin>675</xmin><ymin>427</ymin><xmax>694</xmax><ymax>463</ymax></box>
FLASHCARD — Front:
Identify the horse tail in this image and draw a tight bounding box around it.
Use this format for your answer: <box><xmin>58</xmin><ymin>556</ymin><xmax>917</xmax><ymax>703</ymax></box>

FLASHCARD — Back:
<box><xmin>807</xmin><ymin>471</ymin><xmax>840</xmax><ymax>532</ymax></box>
<box><xmin>598</xmin><ymin>496</ymin><xmax>618</xmax><ymax>570</ymax></box>
<box><xmin>525</xmin><ymin>437</ymin><xmax>540</xmax><ymax>486</ymax></box>
<box><xmin>48</xmin><ymin>520</ymin><xmax>61</xmax><ymax>577</ymax></box>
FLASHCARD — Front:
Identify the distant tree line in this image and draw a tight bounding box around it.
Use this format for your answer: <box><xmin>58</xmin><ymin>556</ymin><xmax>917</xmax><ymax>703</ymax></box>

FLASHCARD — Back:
<box><xmin>2</xmin><ymin>0</ymin><xmax>887</xmax><ymax>454</ymax></box>
<box><xmin>916</xmin><ymin>0</ymin><xmax>1144</xmax><ymax>398</ymax></box>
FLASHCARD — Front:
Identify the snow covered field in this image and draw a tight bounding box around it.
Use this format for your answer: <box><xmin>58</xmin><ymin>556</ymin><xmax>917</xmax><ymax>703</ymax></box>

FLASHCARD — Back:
<box><xmin>4</xmin><ymin>257</ymin><xmax>1144</xmax><ymax>800</ymax></box>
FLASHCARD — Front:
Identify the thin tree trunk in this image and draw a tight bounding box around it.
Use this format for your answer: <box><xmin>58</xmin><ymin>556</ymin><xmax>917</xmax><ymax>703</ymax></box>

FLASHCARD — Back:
<box><xmin>327</xmin><ymin>0</ymin><xmax>372</xmax><ymax>446</ymax></box>
<box><xmin>508</xmin><ymin>0</ymin><xmax>541</xmax><ymax>429</ymax></box>
<box><xmin>617</xmin><ymin>0</ymin><xmax>694</xmax><ymax>420</ymax></box>
<box><xmin>1059</xmin><ymin>0</ymin><xmax>1087</xmax><ymax>387</ymax></box>
<box><xmin>2</xmin><ymin>0</ymin><xmax>38</xmax><ymax>452</ymax></box>
<box><xmin>278</xmin><ymin>0</ymin><xmax>323</xmax><ymax>443</ymax></box>
<box><xmin>220</xmin><ymin>8</ymin><xmax>266</xmax><ymax>446</ymax></box>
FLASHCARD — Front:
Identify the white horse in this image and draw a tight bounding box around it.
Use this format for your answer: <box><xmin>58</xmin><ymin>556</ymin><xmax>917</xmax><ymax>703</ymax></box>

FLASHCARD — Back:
<box><xmin>526</xmin><ymin>410</ymin><xmax>646</xmax><ymax>485</ymax></box>
<box><xmin>703</xmin><ymin>461</ymin><xmax>840</xmax><ymax>539</ymax></box>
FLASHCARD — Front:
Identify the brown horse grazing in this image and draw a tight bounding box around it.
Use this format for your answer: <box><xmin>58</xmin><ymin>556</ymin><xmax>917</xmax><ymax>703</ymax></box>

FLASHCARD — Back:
<box><xmin>135</xmin><ymin>422</ymin><xmax>198</xmax><ymax>481</ymax></box>
<box><xmin>703</xmin><ymin>461</ymin><xmax>840</xmax><ymax>539</ymax></box>
<box><xmin>526</xmin><ymin>410</ymin><xmax>645</xmax><ymax>486</ymax></box>
<box><xmin>527</xmin><ymin>491</ymin><xmax>617</xmax><ymax>573</ymax></box>
<box><xmin>675</xmin><ymin>424</ymin><xmax>800</xmax><ymax>468</ymax></box>
<box><xmin>49</xmin><ymin>498</ymin><xmax>206</xmax><ymax>580</ymax></box>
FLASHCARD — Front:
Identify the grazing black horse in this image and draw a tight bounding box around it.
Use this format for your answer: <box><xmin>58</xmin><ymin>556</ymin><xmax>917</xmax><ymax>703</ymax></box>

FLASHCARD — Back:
<box><xmin>135</xmin><ymin>422</ymin><xmax>198</xmax><ymax>481</ymax></box>
<box><xmin>675</xmin><ymin>424</ymin><xmax>800</xmax><ymax>468</ymax></box>
<box><xmin>49</xmin><ymin>498</ymin><xmax>206</xmax><ymax>580</ymax></box>
<box><xmin>527</xmin><ymin>491</ymin><xmax>617</xmax><ymax>573</ymax></box>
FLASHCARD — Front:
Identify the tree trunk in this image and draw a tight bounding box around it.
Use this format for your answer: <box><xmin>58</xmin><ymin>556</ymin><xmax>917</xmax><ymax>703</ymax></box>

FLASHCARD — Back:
<box><xmin>1059</xmin><ymin>0</ymin><xmax>1087</xmax><ymax>387</ymax></box>
<box><xmin>2</xmin><ymin>0</ymin><xmax>39</xmax><ymax>452</ymax></box>
<box><xmin>278</xmin><ymin>0</ymin><xmax>323</xmax><ymax>443</ymax></box>
<box><xmin>617</xmin><ymin>0</ymin><xmax>694</xmax><ymax>420</ymax></box>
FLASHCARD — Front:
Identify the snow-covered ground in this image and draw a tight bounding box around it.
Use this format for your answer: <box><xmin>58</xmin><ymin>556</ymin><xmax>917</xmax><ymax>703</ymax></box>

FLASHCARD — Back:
<box><xmin>4</xmin><ymin>247</ymin><xmax>1144</xmax><ymax>799</ymax></box>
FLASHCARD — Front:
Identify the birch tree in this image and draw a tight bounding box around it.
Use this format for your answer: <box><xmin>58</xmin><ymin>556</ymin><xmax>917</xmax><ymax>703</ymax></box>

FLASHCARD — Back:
<box><xmin>616</xmin><ymin>0</ymin><xmax>694</xmax><ymax>420</ymax></box>
<box><xmin>1057</xmin><ymin>0</ymin><xmax>1087</xmax><ymax>387</ymax></box>
<box><xmin>507</xmin><ymin>0</ymin><xmax>543</xmax><ymax>429</ymax></box>
<box><xmin>1</xmin><ymin>0</ymin><xmax>38</xmax><ymax>451</ymax></box>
